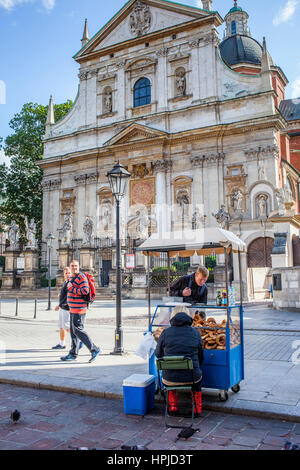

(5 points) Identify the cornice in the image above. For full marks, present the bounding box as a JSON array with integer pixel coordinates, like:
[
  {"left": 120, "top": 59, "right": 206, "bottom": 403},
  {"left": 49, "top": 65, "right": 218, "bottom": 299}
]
[{"left": 42, "top": 90, "right": 282, "bottom": 147}]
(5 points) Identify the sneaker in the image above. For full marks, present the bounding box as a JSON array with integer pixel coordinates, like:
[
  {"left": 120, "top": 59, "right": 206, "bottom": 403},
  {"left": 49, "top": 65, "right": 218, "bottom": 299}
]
[
  {"left": 88, "top": 348, "right": 101, "bottom": 363},
  {"left": 52, "top": 344, "right": 66, "bottom": 350},
  {"left": 60, "top": 353, "right": 77, "bottom": 361}
]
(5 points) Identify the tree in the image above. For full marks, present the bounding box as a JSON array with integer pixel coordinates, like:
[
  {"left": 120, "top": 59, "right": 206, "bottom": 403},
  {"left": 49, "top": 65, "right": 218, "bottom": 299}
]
[{"left": 0, "top": 100, "right": 73, "bottom": 240}]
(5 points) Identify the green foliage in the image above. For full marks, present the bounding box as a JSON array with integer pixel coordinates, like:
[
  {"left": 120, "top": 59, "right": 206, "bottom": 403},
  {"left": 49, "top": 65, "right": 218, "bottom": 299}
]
[
  {"left": 205, "top": 255, "right": 217, "bottom": 270},
  {"left": 0, "top": 100, "right": 73, "bottom": 240},
  {"left": 40, "top": 276, "right": 56, "bottom": 288},
  {"left": 172, "top": 261, "right": 190, "bottom": 272},
  {"left": 152, "top": 265, "right": 176, "bottom": 273}
]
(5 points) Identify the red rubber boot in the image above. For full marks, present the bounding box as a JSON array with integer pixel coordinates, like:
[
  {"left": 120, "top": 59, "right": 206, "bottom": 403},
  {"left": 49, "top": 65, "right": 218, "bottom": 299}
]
[
  {"left": 192, "top": 391, "right": 202, "bottom": 416},
  {"left": 168, "top": 390, "right": 178, "bottom": 413}
]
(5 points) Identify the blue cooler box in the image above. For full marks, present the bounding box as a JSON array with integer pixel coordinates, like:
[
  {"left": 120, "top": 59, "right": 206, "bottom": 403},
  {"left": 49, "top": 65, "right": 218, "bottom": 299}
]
[{"left": 123, "top": 374, "right": 155, "bottom": 416}]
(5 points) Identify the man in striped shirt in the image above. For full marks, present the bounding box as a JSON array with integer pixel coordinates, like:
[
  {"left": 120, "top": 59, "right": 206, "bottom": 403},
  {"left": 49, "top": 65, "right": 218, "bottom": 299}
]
[{"left": 61, "top": 260, "right": 101, "bottom": 363}]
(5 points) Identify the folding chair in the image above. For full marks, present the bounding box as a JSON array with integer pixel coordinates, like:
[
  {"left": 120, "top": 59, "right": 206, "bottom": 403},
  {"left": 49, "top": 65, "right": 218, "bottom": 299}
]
[{"left": 156, "top": 355, "right": 198, "bottom": 429}]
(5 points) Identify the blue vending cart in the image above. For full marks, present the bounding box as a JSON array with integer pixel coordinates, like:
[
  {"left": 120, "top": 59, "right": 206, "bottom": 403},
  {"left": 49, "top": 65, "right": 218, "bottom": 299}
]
[
  {"left": 136, "top": 227, "right": 246, "bottom": 402},
  {"left": 148, "top": 303, "right": 244, "bottom": 401}
]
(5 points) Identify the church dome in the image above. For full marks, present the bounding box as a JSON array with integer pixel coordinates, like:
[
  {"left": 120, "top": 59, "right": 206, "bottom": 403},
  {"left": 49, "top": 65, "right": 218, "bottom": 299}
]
[{"left": 219, "top": 35, "right": 274, "bottom": 68}]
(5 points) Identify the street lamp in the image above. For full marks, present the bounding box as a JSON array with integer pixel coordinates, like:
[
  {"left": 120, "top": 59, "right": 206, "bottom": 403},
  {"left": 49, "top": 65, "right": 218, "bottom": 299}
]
[
  {"left": 107, "top": 161, "right": 131, "bottom": 355},
  {"left": 46, "top": 233, "right": 56, "bottom": 311}
]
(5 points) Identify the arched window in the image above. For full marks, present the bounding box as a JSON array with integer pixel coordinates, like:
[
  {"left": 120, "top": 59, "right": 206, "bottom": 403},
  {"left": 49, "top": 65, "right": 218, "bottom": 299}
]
[
  {"left": 231, "top": 20, "right": 236, "bottom": 35},
  {"left": 134, "top": 77, "right": 151, "bottom": 108}
]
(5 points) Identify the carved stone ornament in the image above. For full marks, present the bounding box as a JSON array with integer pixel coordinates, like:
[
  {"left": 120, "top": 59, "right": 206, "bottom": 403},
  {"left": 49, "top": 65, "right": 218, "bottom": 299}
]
[
  {"left": 153, "top": 159, "right": 173, "bottom": 173},
  {"left": 42, "top": 179, "right": 61, "bottom": 191},
  {"left": 190, "top": 153, "right": 225, "bottom": 167},
  {"left": 129, "top": 1, "right": 152, "bottom": 37}
]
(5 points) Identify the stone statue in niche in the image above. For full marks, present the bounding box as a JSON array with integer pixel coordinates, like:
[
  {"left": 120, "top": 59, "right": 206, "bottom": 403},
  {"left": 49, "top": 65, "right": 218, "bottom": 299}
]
[
  {"left": 8, "top": 220, "right": 20, "bottom": 250},
  {"left": 129, "top": 1, "right": 151, "bottom": 37},
  {"left": 25, "top": 217, "right": 37, "bottom": 249},
  {"left": 103, "top": 88, "right": 112, "bottom": 113},
  {"left": 60, "top": 209, "right": 73, "bottom": 246},
  {"left": 101, "top": 200, "right": 113, "bottom": 231},
  {"left": 82, "top": 216, "right": 94, "bottom": 246},
  {"left": 135, "top": 208, "right": 150, "bottom": 240},
  {"left": 231, "top": 189, "right": 244, "bottom": 212},
  {"left": 175, "top": 69, "right": 186, "bottom": 96},
  {"left": 257, "top": 194, "right": 268, "bottom": 218}
]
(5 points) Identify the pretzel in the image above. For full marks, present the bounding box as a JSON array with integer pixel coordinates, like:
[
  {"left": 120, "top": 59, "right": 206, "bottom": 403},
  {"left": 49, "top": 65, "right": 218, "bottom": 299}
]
[{"left": 216, "top": 334, "right": 226, "bottom": 346}]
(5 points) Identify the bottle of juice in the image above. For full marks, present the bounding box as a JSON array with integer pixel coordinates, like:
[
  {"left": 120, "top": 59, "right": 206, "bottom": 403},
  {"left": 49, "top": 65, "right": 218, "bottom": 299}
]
[
  {"left": 216, "top": 291, "right": 222, "bottom": 306},
  {"left": 222, "top": 290, "right": 227, "bottom": 306}
]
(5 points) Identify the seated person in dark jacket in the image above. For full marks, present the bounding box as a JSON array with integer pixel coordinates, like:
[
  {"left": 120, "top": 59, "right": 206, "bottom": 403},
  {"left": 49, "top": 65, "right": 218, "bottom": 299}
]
[
  {"left": 170, "top": 266, "right": 209, "bottom": 305},
  {"left": 155, "top": 306, "right": 203, "bottom": 415}
]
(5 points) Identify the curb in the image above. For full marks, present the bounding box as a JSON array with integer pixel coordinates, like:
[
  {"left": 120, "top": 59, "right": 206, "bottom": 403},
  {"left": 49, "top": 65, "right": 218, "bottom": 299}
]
[{"left": 1, "top": 377, "right": 299, "bottom": 424}]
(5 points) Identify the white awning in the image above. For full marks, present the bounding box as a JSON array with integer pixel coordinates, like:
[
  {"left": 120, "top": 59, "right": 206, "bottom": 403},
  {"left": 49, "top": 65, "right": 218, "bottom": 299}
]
[{"left": 136, "top": 228, "right": 246, "bottom": 257}]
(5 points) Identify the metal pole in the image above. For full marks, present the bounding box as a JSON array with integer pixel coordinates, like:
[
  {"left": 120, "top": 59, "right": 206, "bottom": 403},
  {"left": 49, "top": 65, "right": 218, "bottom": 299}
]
[
  {"left": 47, "top": 245, "right": 51, "bottom": 310},
  {"left": 15, "top": 298, "right": 18, "bottom": 317},
  {"left": 147, "top": 251, "right": 151, "bottom": 327},
  {"left": 238, "top": 249, "right": 243, "bottom": 305},
  {"left": 34, "top": 299, "right": 37, "bottom": 319},
  {"left": 167, "top": 252, "right": 171, "bottom": 297},
  {"left": 112, "top": 198, "right": 124, "bottom": 355},
  {"left": 224, "top": 247, "right": 229, "bottom": 324}
]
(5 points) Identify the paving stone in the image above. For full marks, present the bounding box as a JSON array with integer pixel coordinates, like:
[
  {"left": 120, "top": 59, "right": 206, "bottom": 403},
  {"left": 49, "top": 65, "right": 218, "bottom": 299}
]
[
  {"left": 201, "top": 436, "right": 232, "bottom": 447},
  {"left": 98, "top": 438, "right": 128, "bottom": 450}
]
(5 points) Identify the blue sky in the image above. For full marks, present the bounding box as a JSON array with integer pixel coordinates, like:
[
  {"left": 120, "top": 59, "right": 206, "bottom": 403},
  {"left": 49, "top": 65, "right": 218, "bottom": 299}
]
[{"left": 1, "top": 0, "right": 300, "bottom": 164}]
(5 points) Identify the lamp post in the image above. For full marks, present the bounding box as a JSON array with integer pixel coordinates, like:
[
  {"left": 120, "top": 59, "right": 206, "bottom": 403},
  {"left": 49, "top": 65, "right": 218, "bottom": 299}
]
[
  {"left": 107, "top": 161, "right": 131, "bottom": 355},
  {"left": 46, "top": 233, "right": 56, "bottom": 311}
]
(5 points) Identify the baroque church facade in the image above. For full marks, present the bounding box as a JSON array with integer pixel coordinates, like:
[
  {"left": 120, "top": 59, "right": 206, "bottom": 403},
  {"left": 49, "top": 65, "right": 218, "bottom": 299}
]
[{"left": 39, "top": 0, "right": 300, "bottom": 300}]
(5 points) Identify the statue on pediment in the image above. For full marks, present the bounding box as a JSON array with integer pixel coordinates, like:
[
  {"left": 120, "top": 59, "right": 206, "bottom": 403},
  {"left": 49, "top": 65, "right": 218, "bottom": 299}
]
[
  {"left": 212, "top": 205, "right": 231, "bottom": 229},
  {"left": 82, "top": 216, "right": 94, "bottom": 246},
  {"left": 25, "top": 217, "right": 37, "bottom": 249},
  {"left": 8, "top": 220, "right": 20, "bottom": 250}
]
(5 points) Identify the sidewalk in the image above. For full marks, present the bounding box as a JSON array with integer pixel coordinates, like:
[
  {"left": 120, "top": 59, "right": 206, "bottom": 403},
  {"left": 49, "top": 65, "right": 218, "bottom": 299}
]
[{"left": 0, "top": 302, "right": 300, "bottom": 423}]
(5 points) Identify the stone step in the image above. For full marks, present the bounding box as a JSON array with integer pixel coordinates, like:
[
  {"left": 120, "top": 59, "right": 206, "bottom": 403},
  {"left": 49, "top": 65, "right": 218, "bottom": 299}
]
[{"left": 0, "top": 287, "right": 115, "bottom": 301}]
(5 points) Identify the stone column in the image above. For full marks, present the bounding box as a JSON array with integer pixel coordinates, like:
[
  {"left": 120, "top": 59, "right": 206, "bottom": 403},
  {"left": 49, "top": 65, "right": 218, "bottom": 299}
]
[
  {"left": 116, "top": 61, "right": 126, "bottom": 120},
  {"left": 74, "top": 174, "right": 87, "bottom": 239},
  {"left": 190, "top": 156, "right": 204, "bottom": 208},
  {"left": 202, "top": 29, "right": 219, "bottom": 100},
  {"left": 189, "top": 39, "right": 201, "bottom": 103},
  {"left": 156, "top": 48, "right": 168, "bottom": 111},
  {"left": 153, "top": 164, "right": 168, "bottom": 233}
]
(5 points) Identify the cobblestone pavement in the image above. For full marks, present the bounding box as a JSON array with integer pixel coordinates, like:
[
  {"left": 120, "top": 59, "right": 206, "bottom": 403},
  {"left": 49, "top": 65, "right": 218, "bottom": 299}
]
[{"left": 0, "top": 383, "right": 299, "bottom": 451}]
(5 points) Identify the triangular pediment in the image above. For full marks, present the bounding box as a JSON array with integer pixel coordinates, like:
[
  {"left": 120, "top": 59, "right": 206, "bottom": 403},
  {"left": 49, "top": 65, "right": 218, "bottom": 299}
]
[
  {"left": 104, "top": 123, "right": 169, "bottom": 146},
  {"left": 74, "top": 0, "right": 211, "bottom": 60}
]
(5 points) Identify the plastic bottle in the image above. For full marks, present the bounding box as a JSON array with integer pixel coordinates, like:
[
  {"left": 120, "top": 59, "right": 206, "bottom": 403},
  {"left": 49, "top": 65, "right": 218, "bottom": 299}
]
[
  {"left": 222, "top": 289, "right": 227, "bottom": 306},
  {"left": 216, "top": 291, "right": 222, "bottom": 306}
]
